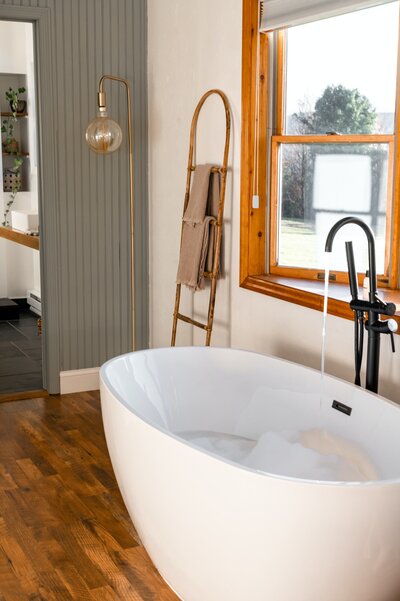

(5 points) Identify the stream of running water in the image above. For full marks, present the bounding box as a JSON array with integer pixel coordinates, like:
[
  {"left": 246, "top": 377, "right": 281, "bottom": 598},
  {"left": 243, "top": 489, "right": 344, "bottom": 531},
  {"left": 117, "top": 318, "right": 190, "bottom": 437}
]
[{"left": 320, "top": 252, "right": 331, "bottom": 414}]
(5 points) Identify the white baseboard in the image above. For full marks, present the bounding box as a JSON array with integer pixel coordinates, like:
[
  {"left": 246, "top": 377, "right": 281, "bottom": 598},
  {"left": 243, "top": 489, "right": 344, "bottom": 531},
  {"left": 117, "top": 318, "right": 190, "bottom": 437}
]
[{"left": 60, "top": 367, "right": 100, "bottom": 394}]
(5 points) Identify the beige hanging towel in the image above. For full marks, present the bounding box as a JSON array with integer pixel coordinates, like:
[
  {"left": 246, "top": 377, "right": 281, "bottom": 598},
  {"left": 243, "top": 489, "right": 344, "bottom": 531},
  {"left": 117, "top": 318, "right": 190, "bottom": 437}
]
[
  {"left": 176, "top": 164, "right": 221, "bottom": 290},
  {"left": 205, "top": 168, "right": 221, "bottom": 273}
]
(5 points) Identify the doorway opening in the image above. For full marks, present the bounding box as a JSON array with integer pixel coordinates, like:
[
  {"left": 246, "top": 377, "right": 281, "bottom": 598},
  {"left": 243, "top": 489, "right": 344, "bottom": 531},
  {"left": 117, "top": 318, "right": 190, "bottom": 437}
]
[{"left": 0, "top": 20, "right": 45, "bottom": 399}]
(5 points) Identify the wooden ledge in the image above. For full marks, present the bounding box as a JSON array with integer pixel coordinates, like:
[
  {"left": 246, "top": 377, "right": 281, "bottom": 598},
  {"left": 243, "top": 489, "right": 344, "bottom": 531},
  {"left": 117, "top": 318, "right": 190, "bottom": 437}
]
[
  {"left": 0, "top": 226, "right": 39, "bottom": 250},
  {"left": 0, "top": 112, "right": 28, "bottom": 117},
  {"left": 241, "top": 274, "right": 400, "bottom": 331}
]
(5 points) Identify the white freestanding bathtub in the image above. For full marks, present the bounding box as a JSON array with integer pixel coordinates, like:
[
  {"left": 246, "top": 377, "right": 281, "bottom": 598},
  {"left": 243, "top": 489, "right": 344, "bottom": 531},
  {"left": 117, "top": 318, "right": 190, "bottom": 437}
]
[{"left": 100, "top": 347, "right": 400, "bottom": 601}]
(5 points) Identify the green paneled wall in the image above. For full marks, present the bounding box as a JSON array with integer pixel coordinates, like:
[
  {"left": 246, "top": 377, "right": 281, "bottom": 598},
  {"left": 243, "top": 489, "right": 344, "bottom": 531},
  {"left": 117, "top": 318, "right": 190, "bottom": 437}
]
[{"left": 0, "top": 0, "right": 148, "bottom": 392}]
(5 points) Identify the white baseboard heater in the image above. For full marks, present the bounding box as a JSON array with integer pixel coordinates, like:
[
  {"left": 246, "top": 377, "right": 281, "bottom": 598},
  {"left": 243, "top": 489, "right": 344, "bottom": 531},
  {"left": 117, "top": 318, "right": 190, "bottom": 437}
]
[{"left": 27, "top": 289, "right": 41, "bottom": 316}]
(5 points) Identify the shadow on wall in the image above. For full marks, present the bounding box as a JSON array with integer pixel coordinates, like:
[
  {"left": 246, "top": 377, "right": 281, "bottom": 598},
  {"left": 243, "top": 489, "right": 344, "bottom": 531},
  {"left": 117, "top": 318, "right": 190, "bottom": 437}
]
[
  {"left": 274, "top": 339, "right": 400, "bottom": 405},
  {"left": 273, "top": 340, "right": 356, "bottom": 385}
]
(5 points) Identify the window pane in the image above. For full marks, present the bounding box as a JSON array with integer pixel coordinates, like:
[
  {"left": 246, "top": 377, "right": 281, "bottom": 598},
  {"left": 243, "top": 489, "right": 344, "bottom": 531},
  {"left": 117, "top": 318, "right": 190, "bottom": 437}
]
[
  {"left": 285, "top": 3, "right": 399, "bottom": 135},
  {"left": 277, "top": 144, "right": 389, "bottom": 273}
]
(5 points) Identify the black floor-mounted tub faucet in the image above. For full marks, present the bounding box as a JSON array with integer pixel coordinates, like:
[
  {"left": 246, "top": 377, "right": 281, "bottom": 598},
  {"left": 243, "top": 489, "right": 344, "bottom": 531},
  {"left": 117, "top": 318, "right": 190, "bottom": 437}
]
[{"left": 325, "top": 216, "right": 397, "bottom": 394}]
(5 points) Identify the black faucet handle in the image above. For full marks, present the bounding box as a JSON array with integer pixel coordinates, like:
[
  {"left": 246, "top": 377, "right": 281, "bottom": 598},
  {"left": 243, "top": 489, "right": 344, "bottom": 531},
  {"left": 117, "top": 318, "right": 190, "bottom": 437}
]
[
  {"left": 380, "top": 318, "right": 397, "bottom": 352},
  {"left": 366, "top": 317, "right": 398, "bottom": 335},
  {"left": 390, "top": 331, "right": 396, "bottom": 353},
  {"left": 387, "top": 318, "right": 398, "bottom": 354},
  {"left": 380, "top": 301, "right": 397, "bottom": 316}
]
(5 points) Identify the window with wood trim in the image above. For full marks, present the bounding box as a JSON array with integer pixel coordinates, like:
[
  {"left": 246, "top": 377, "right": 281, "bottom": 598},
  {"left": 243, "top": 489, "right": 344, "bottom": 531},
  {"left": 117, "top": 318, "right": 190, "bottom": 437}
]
[{"left": 240, "top": 0, "right": 400, "bottom": 320}]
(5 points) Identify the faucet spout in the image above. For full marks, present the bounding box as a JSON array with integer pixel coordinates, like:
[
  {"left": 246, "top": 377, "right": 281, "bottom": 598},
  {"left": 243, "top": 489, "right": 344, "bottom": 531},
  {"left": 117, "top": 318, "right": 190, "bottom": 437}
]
[{"left": 325, "top": 216, "right": 377, "bottom": 303}]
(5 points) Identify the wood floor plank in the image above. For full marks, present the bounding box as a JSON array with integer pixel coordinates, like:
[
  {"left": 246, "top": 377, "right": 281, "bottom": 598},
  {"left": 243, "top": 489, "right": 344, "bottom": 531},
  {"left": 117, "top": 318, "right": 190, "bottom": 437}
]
[
  {"left": 96, "top": 492, "right": 141, "bottom": 545},
  {"left": 0, "top": 542, "right": 29, "bottom": 601},
  {"left": 50, "top": 526, "right": 107, "bottom": 590},
  {"left": 56, "top": 564, "right": 97, "bottom": 601},
  {"left": 0, "top": 464, "right": 17, "bottom": 491},
  {"left": 90, "top": 585, "right": 120, "bottom": 601},
  {"left": 71, "top": 520, "right": 144, "bottom": 600},
  {"left": 0, "top": 506, "right": 54, "bottom": 576},
  {"left": 33, "top": 569, "right": 76, "bottom": 601},
  {"left": 80, "top": 495, "right": 137, "bottom": 551},
  {"left": 117, "top": 546, "right": 179, "bottom": 601},
  {"left": 16, "top": 457, "right": 44, "bottom": 481},
  {"left": 0, "top": 393, "right": 178, "bottom": 600},
  {"left": 0, "top": 535, "right": 39, "bottom": 598}
]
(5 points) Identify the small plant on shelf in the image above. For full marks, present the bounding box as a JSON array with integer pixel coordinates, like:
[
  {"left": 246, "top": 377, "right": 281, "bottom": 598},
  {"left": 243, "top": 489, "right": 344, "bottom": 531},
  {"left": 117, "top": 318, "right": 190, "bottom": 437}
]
[
  {"left": 1, "top": 86, "right": 27, "bottom": 227},
  {"left": 6, "top": 86, "right": 27, "bottom": 114},
  {"left": 1, "top": 86, "right": 27, "bottom": 151}
]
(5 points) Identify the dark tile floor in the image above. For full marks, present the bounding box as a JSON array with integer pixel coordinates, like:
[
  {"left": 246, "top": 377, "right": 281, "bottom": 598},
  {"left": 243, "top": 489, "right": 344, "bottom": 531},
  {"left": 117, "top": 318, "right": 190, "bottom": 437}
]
[{"left": 0, "top": 310, "right": 42, "bottom": 394}]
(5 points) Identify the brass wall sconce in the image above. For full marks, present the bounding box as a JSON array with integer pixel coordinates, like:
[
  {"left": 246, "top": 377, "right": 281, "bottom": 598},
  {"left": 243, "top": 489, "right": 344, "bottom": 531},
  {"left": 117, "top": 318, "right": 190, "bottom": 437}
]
[{"left": 86, "top": 75, "right": 135, "bottom": 349}]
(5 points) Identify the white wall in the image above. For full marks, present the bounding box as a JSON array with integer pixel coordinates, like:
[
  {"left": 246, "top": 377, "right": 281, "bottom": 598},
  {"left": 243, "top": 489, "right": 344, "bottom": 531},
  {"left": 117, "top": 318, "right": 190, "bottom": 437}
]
[
  {"left": 148, "top": 0, "right": 400, "bottom": 403},
  {"left": 0, "top": 21, "right": 27, "bottom": 74},
  {"left": 4, "top": 192, "right": 36, "bottom": 297}
]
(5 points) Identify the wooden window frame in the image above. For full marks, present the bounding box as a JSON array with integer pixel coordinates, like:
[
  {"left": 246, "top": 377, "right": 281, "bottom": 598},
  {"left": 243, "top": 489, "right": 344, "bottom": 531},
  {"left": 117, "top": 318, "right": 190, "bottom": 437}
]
[
  {"left": 240, "top": 0, "right": 400, "bottom": 325},
  {"left": 269, "top": 135, "right": 395, "bottom": 285}
]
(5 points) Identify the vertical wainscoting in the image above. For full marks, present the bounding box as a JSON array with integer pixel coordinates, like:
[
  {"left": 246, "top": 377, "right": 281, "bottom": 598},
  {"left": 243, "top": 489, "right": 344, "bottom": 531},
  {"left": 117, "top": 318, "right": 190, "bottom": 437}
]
[{"left": 0, "top": 0, "right": 148, "bottom": 392}]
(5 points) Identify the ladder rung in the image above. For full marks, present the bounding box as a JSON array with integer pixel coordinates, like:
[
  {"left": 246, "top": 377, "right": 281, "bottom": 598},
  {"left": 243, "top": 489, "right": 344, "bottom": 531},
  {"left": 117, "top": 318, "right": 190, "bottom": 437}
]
[
  {"left": 176, "top": 313, "right": 209, "bottom": 330},
  {"left": 181, "top": 217, "right": 218, "bottom": 225},
  {"left": 189, "top": 165, "right": 226, "bottom": 174}
]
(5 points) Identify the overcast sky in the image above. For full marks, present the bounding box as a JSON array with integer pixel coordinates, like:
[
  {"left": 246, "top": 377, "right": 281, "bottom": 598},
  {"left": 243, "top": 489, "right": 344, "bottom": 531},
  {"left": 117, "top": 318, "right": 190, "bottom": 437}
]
[{"left": 286, "top": 2, "right": 399, "bottom": 116}]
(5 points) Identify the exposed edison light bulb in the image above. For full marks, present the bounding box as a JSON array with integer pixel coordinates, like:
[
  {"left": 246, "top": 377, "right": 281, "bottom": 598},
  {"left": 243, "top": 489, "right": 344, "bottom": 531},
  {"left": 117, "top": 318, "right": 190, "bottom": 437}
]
[{"left": 85, "top": 110, "right": 123, "bottom": 154}]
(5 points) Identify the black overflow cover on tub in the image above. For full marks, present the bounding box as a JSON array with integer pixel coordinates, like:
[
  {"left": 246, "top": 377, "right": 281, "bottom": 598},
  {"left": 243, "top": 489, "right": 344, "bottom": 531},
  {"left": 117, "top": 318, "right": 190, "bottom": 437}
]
[{"left": 332, "top": 400, "right": 352, "bottom": 416}]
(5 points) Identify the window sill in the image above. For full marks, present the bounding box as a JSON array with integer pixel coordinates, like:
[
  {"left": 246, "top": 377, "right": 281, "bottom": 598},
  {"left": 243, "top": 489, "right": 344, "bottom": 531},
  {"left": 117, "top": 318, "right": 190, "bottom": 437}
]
[{"left": 241, "top": 274, "right": 400, "bottom": 331}]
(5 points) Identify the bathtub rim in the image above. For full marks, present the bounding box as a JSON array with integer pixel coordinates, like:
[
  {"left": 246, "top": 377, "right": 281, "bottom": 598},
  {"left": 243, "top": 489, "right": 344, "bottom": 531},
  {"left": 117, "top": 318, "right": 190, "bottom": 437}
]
[{"left": 100, "top": 345, "right": 400, "bottom": 488}]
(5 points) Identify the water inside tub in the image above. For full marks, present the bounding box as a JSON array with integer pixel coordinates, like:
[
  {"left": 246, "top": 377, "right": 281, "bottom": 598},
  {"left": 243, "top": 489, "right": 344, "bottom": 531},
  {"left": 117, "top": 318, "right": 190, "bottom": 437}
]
[{"left": 178, "top": 428, "right": 378, "bottom": 482}]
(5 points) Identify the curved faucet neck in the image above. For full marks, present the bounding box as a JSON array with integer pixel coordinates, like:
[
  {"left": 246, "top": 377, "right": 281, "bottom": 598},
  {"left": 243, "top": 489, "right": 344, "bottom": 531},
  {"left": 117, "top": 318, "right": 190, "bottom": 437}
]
[{"left": 325, "top": 216, "right": 377, "bottom": 301}]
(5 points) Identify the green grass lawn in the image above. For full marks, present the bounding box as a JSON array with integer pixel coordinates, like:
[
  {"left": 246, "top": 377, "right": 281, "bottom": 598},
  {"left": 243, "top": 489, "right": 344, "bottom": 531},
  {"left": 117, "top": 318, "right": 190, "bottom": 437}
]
[
  {"left": 278, "top": 218, "right": 386, "bottom": 272},
  {"left": 279, "top": 219, "right": 319, "bottom": 268}
]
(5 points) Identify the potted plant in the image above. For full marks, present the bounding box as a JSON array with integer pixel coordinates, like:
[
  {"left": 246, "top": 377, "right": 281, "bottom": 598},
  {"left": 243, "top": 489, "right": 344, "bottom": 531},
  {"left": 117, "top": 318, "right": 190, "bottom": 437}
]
[
  {"left": 1, "top": 86, "right": 27, "bottom": 152},
  {"left": 6, "top": 86, "right": 26, "bottom": 114},
  {"left": 1, "top": 115, "right": 19, "bottom": 155},
  {"left": 1, "top": 86, "right": 27, "bottom": 226}
]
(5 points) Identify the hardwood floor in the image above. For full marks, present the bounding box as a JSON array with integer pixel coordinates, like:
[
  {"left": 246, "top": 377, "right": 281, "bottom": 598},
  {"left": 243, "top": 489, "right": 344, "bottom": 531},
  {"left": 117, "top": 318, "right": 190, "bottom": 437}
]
[{"left": 0, "top": 392, "right": 179, "bottom": 600}]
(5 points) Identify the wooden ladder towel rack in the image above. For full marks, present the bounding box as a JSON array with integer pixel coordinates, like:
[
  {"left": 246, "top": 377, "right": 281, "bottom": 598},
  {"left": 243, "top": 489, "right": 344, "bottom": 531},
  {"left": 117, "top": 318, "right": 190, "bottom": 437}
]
[{"left": 171, "top": 89, "right": 231, "bottom": 346}]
